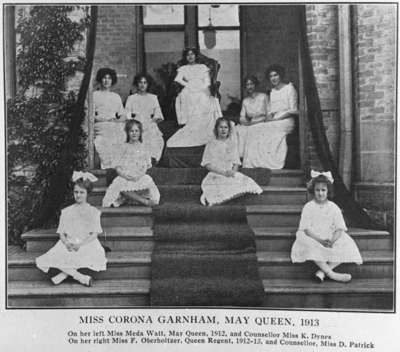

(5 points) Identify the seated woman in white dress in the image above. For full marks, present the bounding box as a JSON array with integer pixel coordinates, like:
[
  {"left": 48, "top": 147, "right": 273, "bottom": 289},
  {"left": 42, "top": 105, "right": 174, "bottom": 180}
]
[
  {"left": 125, "top": 73, "right": 164, "bottom": 163},
  {"left": 236, "top": 75, "right": 268, "bottom": 158},
  {"left": 102, "top": 120, "right": 160, "bottom": 207},
  {"left": 200, "top": 117, "right": 263, "bottom": 206},
  {"left": 36, "top": 172, "right": 107, "bottom": 286},
  {"left": 291, "top": 171, "right": 362, "bottom": 283},
  {"left": 93, "top": 68, "right": 127, "bottom": 169},
  {"left": 241, "top": 65, "right": 299, "bottom": 169},
  {"left": 167, "top": 47, "right": 222, "bottom": 148}
]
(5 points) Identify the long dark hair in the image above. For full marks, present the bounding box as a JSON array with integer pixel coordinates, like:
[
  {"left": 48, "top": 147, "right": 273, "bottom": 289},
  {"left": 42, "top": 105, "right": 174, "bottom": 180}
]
[
  {"left": 181, "top": 47, "right": 200, "bottom": 65},
  {"left": 96, "top": 67, "right": 117, "bottom": 85},
  {"left": 133, "top": 72, "right": 154, "bottom": 91},
  {"left": 265, "top": 64, "right": 285, "bottom": 81},
  {"left": 243, "top": 75, "right": 259, "bottom": 87}
]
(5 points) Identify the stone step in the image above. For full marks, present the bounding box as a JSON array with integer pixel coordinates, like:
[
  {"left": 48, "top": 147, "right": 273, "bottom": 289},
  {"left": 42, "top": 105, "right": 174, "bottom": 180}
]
[
  {"left": 8, "top": 278, "right": 393, "bottom": 310},
  {"left": 256, "top": 250, "right": 393, "bottom": 279},
  {"left": 63, "top": 204, "right": 304, "bottom": 229},
  {"left": 22, "top": 227, "right": 154, "bottom": 252},
  {"left": 9, "top": 247, "right": 393, "bottom": 281},
  {"left": 262, "top": 278, "right": 394, "bottom": 310},
  {"left": 91, "top": 168, "right": 305, "bottom": 187},
  {"left": 254, "top": 227, "right": 392, "bottom": 251},
  {"left": 22, "top": 226, "right": 390, "bottom": 253},
  {"left": 8, "top": 279, "right": 150, "bottom": 307},
  {"left": 8, "top": 250, "right": 152, "bottom": 281},
  {"left": 89, "top": 185, "right": 308, "bottom": 206},
  {"left": 246, "top": 205, "right": 303, "bottom": 227},
  {"left": 99, "top": 206, "right": 153, "bottom": 227}
]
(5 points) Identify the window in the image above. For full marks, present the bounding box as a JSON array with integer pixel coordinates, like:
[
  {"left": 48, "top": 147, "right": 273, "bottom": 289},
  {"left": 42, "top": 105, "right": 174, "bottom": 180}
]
[
  {"left": 143, "top": 5, "right": 184, "bottom": 25},
  {"left": 141, "top": 5, "right": 185, "bottom": 97},
  {"left": 198, "top": 5, "right": 240, "bottom": 111},
  {"left": 198, "top": 4, "right": 239, "bottom": 26},
  {"left": 141, "top": 5, "right": 241, "bottom": 114}
]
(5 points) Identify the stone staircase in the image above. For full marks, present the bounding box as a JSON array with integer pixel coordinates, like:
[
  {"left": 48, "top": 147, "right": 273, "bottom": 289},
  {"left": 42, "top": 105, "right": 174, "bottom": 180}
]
[{"left": 8, "top": 168, "right": 394, "bottom": 310}]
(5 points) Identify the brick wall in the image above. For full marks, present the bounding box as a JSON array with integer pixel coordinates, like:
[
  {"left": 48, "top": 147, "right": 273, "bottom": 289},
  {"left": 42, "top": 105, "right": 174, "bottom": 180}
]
[
  {"left": 353, "top": 4, "right": 396, "bottom": 184},
  {"left": 305, "top": 4, "right": 340, "bottom": 170},
  {"left": 93, "top": 5, "right": 138, "bottom": 102}
]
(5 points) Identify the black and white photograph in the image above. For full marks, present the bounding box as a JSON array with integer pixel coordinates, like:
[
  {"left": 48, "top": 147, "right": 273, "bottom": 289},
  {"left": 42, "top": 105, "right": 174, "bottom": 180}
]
[{"left": 2, "top": 1, "right": 398, "bottom": 350}]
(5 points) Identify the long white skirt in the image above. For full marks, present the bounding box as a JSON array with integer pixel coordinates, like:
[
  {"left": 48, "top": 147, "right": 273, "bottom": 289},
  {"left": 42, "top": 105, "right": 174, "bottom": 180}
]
[
  {"left": 239, "top": 118, "right": 295, "bottom": 169},
  {"left": 102, "top": 174, "right": 160, "bottom": 207},
  {"left": 36, "top": 239, "right": 107, "bottom": 272},
  {"left": 200, "top": 171, "right": 263, "bottom": 206},
  {"left": 291, "top": 230, "right": 363, "bottom": 264},
  {"left": 167, "top": 91, "right": 222, "bottom": 147},
  {"left": 142, "top": 123, "right": 164, "bottom": 162},
  {"left": 94, "top": 121, "right": 126, "bottom": 169}
]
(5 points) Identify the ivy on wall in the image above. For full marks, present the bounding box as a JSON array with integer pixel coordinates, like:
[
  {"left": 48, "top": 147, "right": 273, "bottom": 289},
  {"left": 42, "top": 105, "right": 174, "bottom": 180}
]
[{"left": 7, "top": 6, "right": 91, "bottom": 244}]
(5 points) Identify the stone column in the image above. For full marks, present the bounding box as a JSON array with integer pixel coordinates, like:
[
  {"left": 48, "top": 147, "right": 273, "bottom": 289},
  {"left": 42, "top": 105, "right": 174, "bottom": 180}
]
[{"left": 352, "top": 4, "right": 396, "bottom": 228}]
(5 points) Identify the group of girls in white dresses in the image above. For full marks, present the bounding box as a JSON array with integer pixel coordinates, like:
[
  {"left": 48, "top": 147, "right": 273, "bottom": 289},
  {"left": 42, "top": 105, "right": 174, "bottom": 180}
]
[
  {"left": 237, "top": 66, "right": 298, "bottom": 169},
  {"left": 93, "top": 70, "right": 164, "bottom": 168},
  {"left": 35, "top": 51, "right": 362, "bottom": 288},
  {"left": 36, "top": 165, "right": 363, "bottom": 287}
]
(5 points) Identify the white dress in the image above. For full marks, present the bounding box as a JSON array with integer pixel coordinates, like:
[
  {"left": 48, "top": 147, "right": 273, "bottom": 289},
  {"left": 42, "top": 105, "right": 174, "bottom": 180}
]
[
  {"left": 200, "top": 136, "right": 263, "bottom": 206},
  {"left": 241, "top": 83, "right": 297, "bottom": 169},
  {"left": 102, "top": 142, "right": 160, "bottom": 207},
  {"left": 167, "top": 64, "right": 222, "bottom": 147},
  {"left": 236, "top": 93, "right": 268, "bottom": 158},
  {"left": 291, "top": 200, "right": 363, "bottom": 264},
  {"left": 36, "top": 203, "right": 107, "bottom": 272},
  {"left": 125, "top": 93, "right": 165, "bottom": 161},
  {"left": 93, "top": 90, "right": 127, "bottom": 169}
]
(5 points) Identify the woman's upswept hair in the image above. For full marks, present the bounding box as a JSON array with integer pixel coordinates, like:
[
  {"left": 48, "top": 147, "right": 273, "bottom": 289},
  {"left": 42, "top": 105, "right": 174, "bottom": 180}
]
[
  {"left": 73, "top": 178, "right": 94, "bottom": 194},
  {"left": 213, "top": 117, "right": 232, "bottom": 138},
  {"left": 181, "top": 47, "right": 200, "bottom": 64},
  {"left": 125, "top": 119, "right": 143, "bottom": 143},
  {"left": 96, "top": 67, "right": 118, "bottom": 85},
  {"left": 265, "top": 64, "right": 285, "bottom": 80},
  {"left": 133, "top": 72, "right": 154, "bottom": 90},
  {"left": 307, "top": 174, "right": 334, "bottom": 198},
  {"left": 244, "top": 75, "right": 259, "bottom": 87}
]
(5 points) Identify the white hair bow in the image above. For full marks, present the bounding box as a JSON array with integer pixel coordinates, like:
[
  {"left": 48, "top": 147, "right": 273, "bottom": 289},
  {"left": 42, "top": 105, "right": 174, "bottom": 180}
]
[
  {"left": 72, "top": 171, "right": 98, "bottom": 183},
  {"left": 310, "top": 170, "right": 334, "bottom": 183}
]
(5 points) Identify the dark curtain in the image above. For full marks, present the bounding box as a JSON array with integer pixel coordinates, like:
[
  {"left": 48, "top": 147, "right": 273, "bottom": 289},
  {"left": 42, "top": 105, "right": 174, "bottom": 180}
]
[
  {"left": 298, "top": 6, "right": 378, "bottom": 229},
  {"left": 33, "top": 6, "right": 98, "bottom": 227}
]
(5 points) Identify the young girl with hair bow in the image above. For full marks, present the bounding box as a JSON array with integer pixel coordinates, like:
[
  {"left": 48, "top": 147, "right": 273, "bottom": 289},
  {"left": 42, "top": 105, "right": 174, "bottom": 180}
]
[
  {"left": 36, "top": 171, "right": 107, "bottom": 286},
  {"left": 291, "top": 170, "right": 362, "bottom": 282}
]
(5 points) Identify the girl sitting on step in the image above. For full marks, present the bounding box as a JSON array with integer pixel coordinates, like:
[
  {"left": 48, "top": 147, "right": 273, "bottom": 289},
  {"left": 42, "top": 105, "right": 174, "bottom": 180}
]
[
  {"left": 200, "top": 117, "right": 263, "bottom": 206},
  {"left": 102, "top": 119, "right": 160, "bottom": 207},
  {"left": 291, "top": 171, "right": 363, "bottom": 282},
  {"left": 36, "top": 171, "right": 107, "bottom": 286}
]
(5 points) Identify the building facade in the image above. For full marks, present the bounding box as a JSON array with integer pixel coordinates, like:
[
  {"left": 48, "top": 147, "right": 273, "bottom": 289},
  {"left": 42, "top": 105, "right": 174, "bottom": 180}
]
[
  {"left": 88, "top": 4, "right": 396, "bottom": 229},
  {"left": 6, "top": 4, "right": 396, "bottom": 230}
]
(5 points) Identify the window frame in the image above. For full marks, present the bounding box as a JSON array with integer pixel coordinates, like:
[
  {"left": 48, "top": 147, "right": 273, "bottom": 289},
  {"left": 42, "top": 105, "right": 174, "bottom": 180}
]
[
  {"left": 196, "top": 4, "right": 242, "bottom": 104},
  {"left": 138, "top": 5, "right": 243, "bottom": 86}
]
